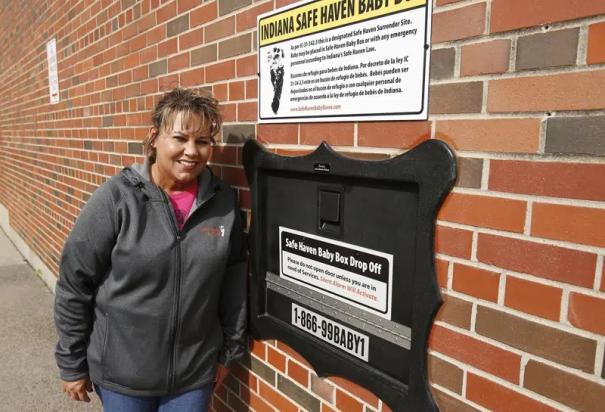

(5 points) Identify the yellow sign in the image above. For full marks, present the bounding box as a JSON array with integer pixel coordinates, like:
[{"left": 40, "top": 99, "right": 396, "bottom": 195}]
[{"left": 259, "top": 0, "right": 427, "bottom": 46}]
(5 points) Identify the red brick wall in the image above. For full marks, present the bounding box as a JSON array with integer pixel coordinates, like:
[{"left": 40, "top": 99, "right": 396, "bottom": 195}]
[{"left": 1, "top": 0, "right": 604, "bottom": 410}]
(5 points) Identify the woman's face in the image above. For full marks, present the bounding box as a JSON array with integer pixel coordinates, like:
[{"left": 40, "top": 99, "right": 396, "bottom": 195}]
[{"left": 151, "top": 111, "right": 213, "bottom": 191}]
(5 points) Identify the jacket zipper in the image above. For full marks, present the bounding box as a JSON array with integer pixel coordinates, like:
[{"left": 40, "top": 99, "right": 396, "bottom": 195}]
[
  {"left": 158, "top": 181, "right": 218, "bottom": 392},
  {"left": 159, "top": 189, "right": 182, "bottom": 393}
]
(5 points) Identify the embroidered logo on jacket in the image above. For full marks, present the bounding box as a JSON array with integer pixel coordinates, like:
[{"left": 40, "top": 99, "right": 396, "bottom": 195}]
[{"left": 200, "top": 225, "right": 225, "bottom": 237}]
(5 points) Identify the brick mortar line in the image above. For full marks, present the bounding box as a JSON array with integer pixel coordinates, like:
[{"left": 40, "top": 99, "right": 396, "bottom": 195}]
[
  {"left": 0, "top": 0, "right": 71, "bottom": 77},
  {"left": 0, "top": 202, "right": 63, "bottom": 285},
  {"left": 484, "top": 0, "right": 492, "bottom": 39},
  {"left": 244, "top": 142, "right": 605, "bottom": 160},
  {"left": 270, "top": 344, "right": 316, "bottom": 376},
  {"left": 5, "top": 207, "right": 74, "bottom": 240},
  {"left": 1, "top": 153, "right": 141, "bottom": 173},
  {"left": 429, "top": 351, "right": 576, "bottom": 412},
  {"left": 446, "top": 259, "right": 454, "bottom": 290},
  {"left": 274, "top": 371, "right": 327, "bottom": 410},
  {"left": 1, "top": 35, "right": 259, "bottom": 108},
  {"left": 4, "top": 9, "right": 602, "bottom": 106},
  {"left": 5, "top": 191, "right": 81, "bottom": 225},
  {"left": 470, "top": 301, "right": 478, "bottom": 332},
  {"left": 6, "top": 150, "right": 605, "bottom": 212},
  {"left": 54, "top": 53, "right": 260, "bottom": 100},
  {"left": 436, "top": 147, "right": 605, "bottom": 162},
  {"left": 218, "top": 0, "right": 273, "bottom": 21},
  {"left": 0, "top": 0, "right": 114, "bottom": 88},
  {"left": 432, "top": 0, "right": 489, "bottom": 14},
  {"left": 295, "top": 122, "right": 301, "bottom": 145},
  {"left": 216, "top": 378, "right": 253, "bottom": 411},
  {"left": 460, "top": 367, "right": 469, "bottom": 402},
  {"left": 523, "top": 201, "right": 532, "bottom": 235},
  {"left": 1, "top": 138, "right": 145, "bottom": 147},
  {"left": 432, "top": 13, "right": 605, "bottom": 48},
  {"left": 436, "top": 284, "right": 605, "bottom": 342},
  {"left": 2, "top": 158, "right": 99, "bottom": 207},
  {"left": 537, "top": 115, "right": 547, "bottom": 154},
  {"left": 6, "top": 212, "right": 64, "bottom": 246},
  {"left": 9, "top": 212, "right": 64, "bottom": 250},
  {"left": 209, "top": 395, "right": 232, "bottom": 412},
  {"left": 54, "top": 0, "right": 196, "bottom": 71},
  {"left": 271, "top": 343, "right": 382, "bottom": 409},
  {"left": 4, "top": 88, "right": 605, "bottom": 122},
  {"left": 560, "top": 289, "right": 571, "bottom": 326},
  {"left": 428, "top": 382, "right": 489, "bottom": 412},
  {"left": 55, "top": 9, "right": 261, "bottom": 83},
  {"left": 0, "top": 156, "right": 113, "bottom": 198},
  {"left": 12, "top": 192, "right": 73, "bottom": 226},
  {"left": 480, "top": 79, "right": 488, "bottom": 115},
  {"left": 453, "top": 43, "right": 461, "bottom": 77},
  {"left": 58, "top": 0, "right": 127, "bottom": 51},
  {"left": 249, "top": 143, "right": 401, "bottom": 155},
  {"left": 266, "top": 370, "right": 326, "bottom": 412},
  {"left": 324, "top": 379, "right": 382, "bottom": 410},
  {"left": 595, "top": 255, "right": 604, "bottom": 291},
  {"left": 430, "top": 109, "right": 605, "bottom": 124},
  {"left": 3, "top": 147, "right": 139, "bottom": 178},
  {"left": 509, "top": 35, "right": 517, "bottom": 73},
  {"left": 0, "top": 85, "right": 152, "bottom": 113},
  {"left": 0, "top": 213, "right": 65, "bottom": 259},
  {"left": 3, "top": 110, "right": 263, "bottom": 133},
  {"left": 0, "top": 173, "right": 72, "bottom": 209},
  {"left": 447, "top": 187, "right": 605, "bottom": 210},
  {"left": 432, "top": 321, "right": 605, "bottom": 386},
  {"left": 429, "top": 63, "right": 605, "bottom": 85},
  {"left": 433, "top": 110, "right": 605, "bottom": 119},
  {"left": 595, "top": 341, "right": 605, "bottom": 378},
  {"left": 470, "top": 231, "right": 478, "bottom": 261},
  {"left": 519, "top": 354, "right": 529, "bottom": 387},
  {"left": 0, "top": 195, "right": 71, "bottom": 229},
  {"left": 438, "top": 217, "right": 605, "bottom": 257},
  {"left": 284, "top": 360, "right": 309, "bottom": 388},
  {"left": 577, "top": 25, "right": 589, "bottom": 66},
  {"left": 480, "top": 158, "right": 489, "bottom": 190},
  {"left": 212, "top": 397, "right": 236, "bottom": 412},
  {"left": 497, "top": 273, "right": 506, "bottom": 306},
  {"left": 14, "top": 228, "right": 66, "bottom": 254},
  {"left": 249, "top": 351, "right": 278, "bottom": 385}
]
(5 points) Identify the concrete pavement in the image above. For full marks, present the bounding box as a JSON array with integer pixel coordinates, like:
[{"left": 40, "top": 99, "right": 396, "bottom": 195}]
[{"left": 0, "top": 228, "right": 102, "bottom": 411}]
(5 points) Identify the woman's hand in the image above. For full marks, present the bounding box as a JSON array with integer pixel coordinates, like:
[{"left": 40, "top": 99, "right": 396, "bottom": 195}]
[
  {"left": 214, "top": 364, "right": 230, "bottom": 389},
  {"left": 62, "top": 377, "right": 93, "bottom": 402}
]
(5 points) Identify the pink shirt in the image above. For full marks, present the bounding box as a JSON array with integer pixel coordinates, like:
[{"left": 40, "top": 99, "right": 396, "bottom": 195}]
[{"left": 168, "top": 182, "right": 198, "bottom": 230}]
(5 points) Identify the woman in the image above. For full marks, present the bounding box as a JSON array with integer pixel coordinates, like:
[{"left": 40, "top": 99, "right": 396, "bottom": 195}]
[{"left": 54, "top": 87, "right": 247, "bottom": 411}]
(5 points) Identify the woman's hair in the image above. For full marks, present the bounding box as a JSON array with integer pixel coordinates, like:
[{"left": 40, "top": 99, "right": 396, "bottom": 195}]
[{"left": 143, "top": 87, "right": 222, "bottom": 161}]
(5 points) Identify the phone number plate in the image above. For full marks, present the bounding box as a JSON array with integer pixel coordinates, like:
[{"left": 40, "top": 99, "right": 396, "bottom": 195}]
[{"left": 291, "top": 303, "right": 369, "bottom": 361}]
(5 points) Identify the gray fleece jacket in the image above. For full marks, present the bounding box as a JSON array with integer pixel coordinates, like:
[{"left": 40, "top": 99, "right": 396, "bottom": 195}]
[{"left": 54, "top": 161, "right": 247, "bottom": 396}]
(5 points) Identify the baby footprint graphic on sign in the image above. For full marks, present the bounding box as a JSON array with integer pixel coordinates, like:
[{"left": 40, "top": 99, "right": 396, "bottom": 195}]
[{"left": 267, "top": 47, "right": 285, "bottom": 114}]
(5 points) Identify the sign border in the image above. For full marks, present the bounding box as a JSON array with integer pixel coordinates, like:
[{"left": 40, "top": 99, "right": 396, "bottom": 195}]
[
  {"left": 256, "top": 0, "right": 433, "bottom": 122},
  {"left": 279, "top": 226, "right": 394, "bottom": 318}
]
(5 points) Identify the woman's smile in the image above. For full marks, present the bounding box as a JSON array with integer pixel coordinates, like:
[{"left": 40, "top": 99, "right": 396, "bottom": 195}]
[{"left": 176, "top": 159, "right": 199, "bottom": 171}]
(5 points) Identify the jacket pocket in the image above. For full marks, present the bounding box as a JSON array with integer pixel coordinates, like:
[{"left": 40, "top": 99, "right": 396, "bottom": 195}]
[{"left": 102, "top": 310, "right": 170, "bottom": 390}]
